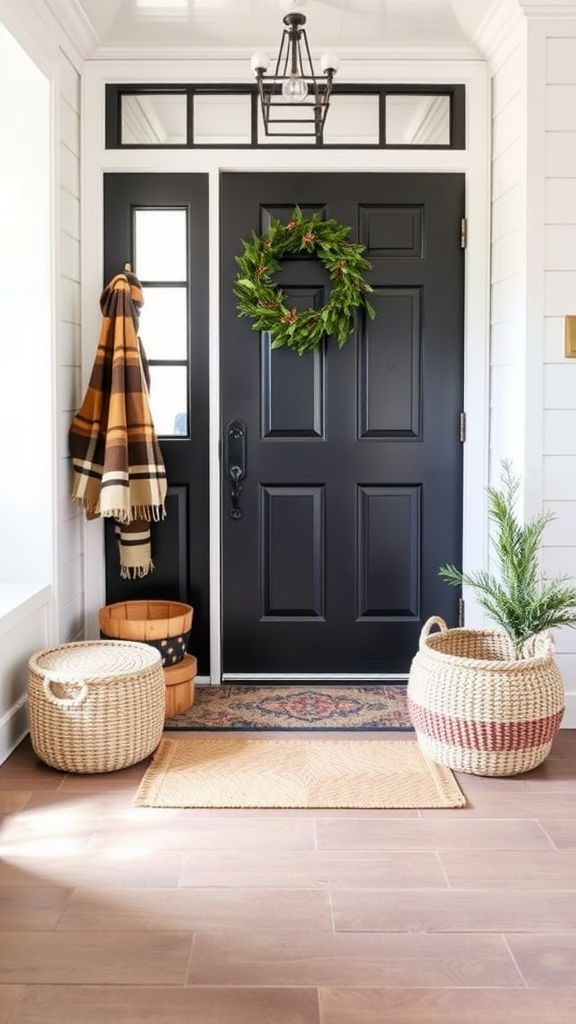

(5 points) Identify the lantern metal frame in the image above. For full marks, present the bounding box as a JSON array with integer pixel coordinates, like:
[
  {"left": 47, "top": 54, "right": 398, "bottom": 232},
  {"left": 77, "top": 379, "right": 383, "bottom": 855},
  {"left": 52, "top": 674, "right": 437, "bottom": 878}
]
[{"left": 252, "top": 13, "right": 337, "bottom": 141}]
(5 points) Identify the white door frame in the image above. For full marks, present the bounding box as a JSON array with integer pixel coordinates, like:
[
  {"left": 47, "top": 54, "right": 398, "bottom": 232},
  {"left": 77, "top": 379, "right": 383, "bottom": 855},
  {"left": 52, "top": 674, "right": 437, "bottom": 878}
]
[{"left": 81, "top": 58, "right": 491, "bottom": 684}]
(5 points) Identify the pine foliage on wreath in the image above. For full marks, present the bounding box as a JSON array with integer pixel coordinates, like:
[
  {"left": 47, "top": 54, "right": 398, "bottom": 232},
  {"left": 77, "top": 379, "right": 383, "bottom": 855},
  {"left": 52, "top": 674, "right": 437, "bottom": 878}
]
[{"left": 234, "top": 206, "right": 376, "bottom": 355}]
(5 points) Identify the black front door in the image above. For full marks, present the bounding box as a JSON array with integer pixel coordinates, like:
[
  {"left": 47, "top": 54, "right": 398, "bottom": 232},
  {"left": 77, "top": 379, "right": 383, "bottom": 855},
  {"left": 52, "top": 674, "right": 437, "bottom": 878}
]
[{"left": 220, "top": 172, "right": 465, "bottom": 678}]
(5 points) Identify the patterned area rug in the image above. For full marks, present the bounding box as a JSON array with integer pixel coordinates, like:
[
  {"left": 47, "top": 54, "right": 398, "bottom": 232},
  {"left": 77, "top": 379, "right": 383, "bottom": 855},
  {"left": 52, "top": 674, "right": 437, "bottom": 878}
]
[{"left": 164, "top": 683, "right": 412, "bottom": 731}]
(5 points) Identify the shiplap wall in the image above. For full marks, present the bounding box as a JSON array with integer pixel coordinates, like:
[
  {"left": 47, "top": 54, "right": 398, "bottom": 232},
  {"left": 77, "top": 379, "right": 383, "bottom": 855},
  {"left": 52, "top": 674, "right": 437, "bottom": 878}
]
[
  {"left": 489, "top": 32, "right": 527, "bottom": 481},
  {"left": 486, "top": 10, "right": 576, "bottom": 723},
  {"left": 0, "top": 0, "right": 84, "bottom": 761},
  {"left": 541, "top": 31, "right": 576, "bottom": 707},
  {"left": 56, "top": 46, "right": 84, "bottom": 643},
  {"left": 6, "top": 1, "right": 86, "bottom": 646}
]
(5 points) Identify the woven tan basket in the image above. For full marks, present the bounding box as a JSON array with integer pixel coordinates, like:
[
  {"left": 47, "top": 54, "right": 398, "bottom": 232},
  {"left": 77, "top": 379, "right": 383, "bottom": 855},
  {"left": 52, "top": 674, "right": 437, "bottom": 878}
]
[
  {"left": 99, "top": 600, "right": 193, "bottom": 666},
  {"left": 28, "top": 641, "right": 165, "bottom": 773},
  {"left": 407, "top": 616, "right": 565, "bottom": 776}
]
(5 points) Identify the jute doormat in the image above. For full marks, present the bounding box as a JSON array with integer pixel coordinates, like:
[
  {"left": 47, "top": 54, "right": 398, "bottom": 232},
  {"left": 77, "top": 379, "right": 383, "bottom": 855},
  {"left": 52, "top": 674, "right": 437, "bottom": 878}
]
[{"left": 134, "top": 736, "right": 466, "bottom": 809}]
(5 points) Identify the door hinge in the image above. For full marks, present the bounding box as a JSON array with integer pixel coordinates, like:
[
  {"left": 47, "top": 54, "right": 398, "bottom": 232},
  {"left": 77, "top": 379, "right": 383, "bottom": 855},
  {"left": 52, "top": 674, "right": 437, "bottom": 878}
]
[
  {"left": 460, "top": 217, "right": 467, "bottom": 248},
  {"left": 458, "top": 597, "right": 465, "bottom": 627},
  {"left": 459, "top": 412, "right": 466, "bottom": 442}
]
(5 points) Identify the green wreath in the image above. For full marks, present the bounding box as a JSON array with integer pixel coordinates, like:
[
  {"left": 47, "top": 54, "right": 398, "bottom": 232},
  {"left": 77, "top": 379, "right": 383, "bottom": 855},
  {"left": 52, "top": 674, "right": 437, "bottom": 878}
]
[{"left": 234, "top": 206, "right": 375, "bottom": 355}]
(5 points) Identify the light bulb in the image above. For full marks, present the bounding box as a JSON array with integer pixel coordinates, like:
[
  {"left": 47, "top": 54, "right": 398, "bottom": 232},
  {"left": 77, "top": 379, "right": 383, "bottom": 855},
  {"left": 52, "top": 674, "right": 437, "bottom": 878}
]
[
  {"left": 281, "top": 75, "right": 309, "bottom": 103},
  {"left": 251, "top": 50, "right": 270, "bottom": 75},
  {"left": 321, "top": 51, "right": 339, "bottom": 73}
]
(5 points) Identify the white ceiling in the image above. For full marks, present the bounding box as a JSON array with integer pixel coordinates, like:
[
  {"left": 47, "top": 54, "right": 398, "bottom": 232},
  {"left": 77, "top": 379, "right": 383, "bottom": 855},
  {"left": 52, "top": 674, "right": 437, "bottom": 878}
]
[{"left": 60, "top": 0, "right": 498, "bottom": 59}]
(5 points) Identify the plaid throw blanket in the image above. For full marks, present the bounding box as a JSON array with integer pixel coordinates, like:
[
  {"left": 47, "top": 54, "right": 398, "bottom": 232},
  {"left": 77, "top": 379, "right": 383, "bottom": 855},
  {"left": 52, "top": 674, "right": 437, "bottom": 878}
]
[{"left": 69, "top": 271, "right": 167, "bottom": 578}]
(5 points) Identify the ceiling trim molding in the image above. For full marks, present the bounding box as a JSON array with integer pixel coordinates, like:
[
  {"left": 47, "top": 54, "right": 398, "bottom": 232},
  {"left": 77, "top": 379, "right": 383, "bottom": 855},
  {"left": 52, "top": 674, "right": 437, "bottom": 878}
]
[
  {"left": 42, "top": 0, "right": 100, "bottom": 58},
  {"left": 518, "top": 1, "right": 576, "bottom": 13},
  {"left": 474, "top": 0, "right": 525, "bottom": 63},
  {"left": 88, "top": 44, "right": 483, "bottom": 65},
  {"left": 473, "top": 0, "right": 576, "bottom": 66}
]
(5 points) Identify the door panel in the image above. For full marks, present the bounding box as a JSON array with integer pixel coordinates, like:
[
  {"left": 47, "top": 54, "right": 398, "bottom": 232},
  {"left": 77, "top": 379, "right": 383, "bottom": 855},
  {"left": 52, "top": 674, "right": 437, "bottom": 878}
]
[
  {"left": 221, "top": 172, "right": 465, "bottom": 677},
  {"left": 358, "top": 484, "right": 420, "bottom": 618},
  {"left": 262, "top": 485, "right": 325, "bottom": 618},
  {"left": 361, "top": 287, "right": 421, "bottom": 437},
  {"left": 103, "top": 173, "right": 210, "bottom": 673}
]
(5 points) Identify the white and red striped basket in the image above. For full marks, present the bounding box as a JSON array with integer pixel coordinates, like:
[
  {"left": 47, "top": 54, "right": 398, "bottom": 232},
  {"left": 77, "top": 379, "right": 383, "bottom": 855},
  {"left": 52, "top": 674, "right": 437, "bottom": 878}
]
[{"left": 407, "top": 616, "right": 565, "bottom": 776}]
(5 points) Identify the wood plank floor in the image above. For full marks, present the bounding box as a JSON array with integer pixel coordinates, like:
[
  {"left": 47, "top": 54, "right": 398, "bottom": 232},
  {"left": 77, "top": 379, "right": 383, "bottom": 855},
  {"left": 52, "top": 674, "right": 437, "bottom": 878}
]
[{"left": 0, "top": 729, "right": 575, "bottom": 1024}]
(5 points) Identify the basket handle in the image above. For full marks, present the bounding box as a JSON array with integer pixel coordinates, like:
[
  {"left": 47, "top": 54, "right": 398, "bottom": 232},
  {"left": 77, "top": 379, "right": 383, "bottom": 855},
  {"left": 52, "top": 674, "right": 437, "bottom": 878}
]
[
  {"left": 41, "top": 674, "right": 89, "bottom": 707},
  {"left": 419, "top": 616, "right": 448, "bottom": 649},
  {"left": 539, "top": 632, "right": 555, "bottom": 658},
  {"left": 522, "top": 630, "right": 555, "bottom": 659}
]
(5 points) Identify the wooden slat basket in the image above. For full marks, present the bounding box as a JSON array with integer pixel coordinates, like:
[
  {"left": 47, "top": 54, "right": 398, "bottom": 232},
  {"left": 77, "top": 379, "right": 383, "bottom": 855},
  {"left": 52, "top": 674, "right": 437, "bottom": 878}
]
[
  {"left": 99, "top": 600, "right": 193, "bottom": 667},
  {"left": 164, "top": 653, "right": 198, "bottom": 717}
]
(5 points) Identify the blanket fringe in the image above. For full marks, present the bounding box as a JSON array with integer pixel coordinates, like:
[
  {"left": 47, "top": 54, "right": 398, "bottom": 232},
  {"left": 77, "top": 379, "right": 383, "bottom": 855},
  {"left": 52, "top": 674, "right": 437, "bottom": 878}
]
[
  {"left": 70, "top": 495, "right": 99, "bottom": 519},
  {"left": 108, "top": 505, "right": 166, "bottom": 524},
  {"left": 70, "top": 497, "right": 166, "bottom": 524},
  {"left": 120, "top": 560, "right": 155, "bottom": 580}
]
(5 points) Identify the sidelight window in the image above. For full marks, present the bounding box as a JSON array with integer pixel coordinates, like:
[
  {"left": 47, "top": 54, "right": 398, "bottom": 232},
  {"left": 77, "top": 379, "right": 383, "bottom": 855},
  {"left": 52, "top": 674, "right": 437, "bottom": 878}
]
[{"left": 133, "top": 208, "right": 189, "bottom": 437}]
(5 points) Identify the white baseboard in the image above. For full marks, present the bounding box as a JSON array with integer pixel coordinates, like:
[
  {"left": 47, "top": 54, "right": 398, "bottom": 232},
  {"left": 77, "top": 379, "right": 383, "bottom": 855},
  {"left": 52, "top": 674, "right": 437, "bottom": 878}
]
[{"left": 0, "top": 697, "right": 29, "bottom": 765}]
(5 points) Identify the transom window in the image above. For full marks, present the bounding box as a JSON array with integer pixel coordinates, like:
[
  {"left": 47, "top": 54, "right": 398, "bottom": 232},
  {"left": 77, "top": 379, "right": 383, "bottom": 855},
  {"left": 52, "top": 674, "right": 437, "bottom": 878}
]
[{"left": 106, "top": 84, "right": 465, "bottom": 149}]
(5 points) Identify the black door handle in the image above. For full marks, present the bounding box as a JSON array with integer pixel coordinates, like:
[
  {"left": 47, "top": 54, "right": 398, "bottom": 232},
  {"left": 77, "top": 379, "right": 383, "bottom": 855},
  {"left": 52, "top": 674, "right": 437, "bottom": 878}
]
[{"left": 226, "top": 418, "right": 246, "bottom": 519}]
